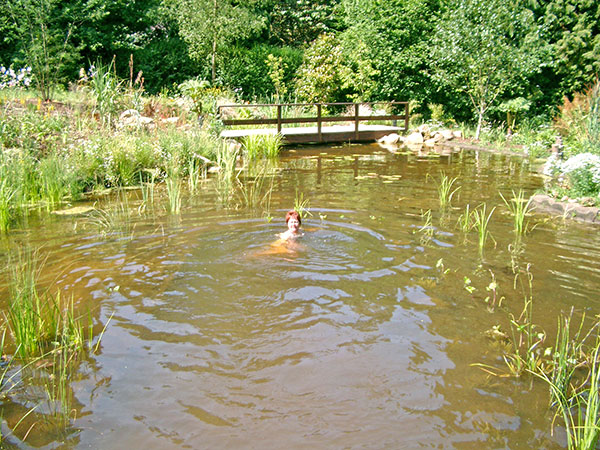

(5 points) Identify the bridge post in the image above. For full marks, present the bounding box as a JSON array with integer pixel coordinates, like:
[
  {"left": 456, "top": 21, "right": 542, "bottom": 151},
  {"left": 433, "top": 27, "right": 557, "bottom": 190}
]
[
  {"left": 317, "top": 104, "right": 322, "bottom": 142},
  {"left": 404, "top": 102, "right": 409, "bottom": 131},
  {"left": 354, "top": 103, "right": 359, "bottom": 140},
  {"left": 277, "top": 105, "right": 282, "bottom": 133}
]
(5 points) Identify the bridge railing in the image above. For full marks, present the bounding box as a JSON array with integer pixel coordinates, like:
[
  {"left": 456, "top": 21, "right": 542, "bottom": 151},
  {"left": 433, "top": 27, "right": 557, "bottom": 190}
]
[{"left": 217, "top": 101, "right": 409, "bottom": 137}]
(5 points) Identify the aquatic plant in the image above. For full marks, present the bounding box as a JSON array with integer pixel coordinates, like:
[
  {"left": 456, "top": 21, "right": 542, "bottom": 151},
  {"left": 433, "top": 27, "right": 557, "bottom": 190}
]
[
  {"left": 416, "top": 209, "right": 434, "bottom": 245},
  {"left": 294, "top": 190, "right": 312, "bottom": 218},
  {"left": 429, "top": 172, "right": 461, "bottom": 210},
  {"left": 499, "top": 190, "right": 535, "bottom": 237},
  {"left": 456, "top": 203, "right": 472, "bottom": 233},
  {"left": 187, "top": 158, "right": 206, "bottom": 194},
  {"left": 483, "top": 270, "right": 504, "bottom": 311},
  {"left": 0, "top": 176, "right": 17, "bottom": 233},
  {"left": 242, "top": 133, "right": 283, "bottom": 159},
  {"left": 237, "top": 162, "right": 275, "bottom": 209},
  {"left": 165, "top": 171, "right": 182, "bottom": 214},
  {"left": 533, "top": 332, "right": 600, "bottom": 450},
  {"left": 87, "top": 60, "right": 122, "bottom": 128},
  {"left": 504, "top": 267, "right": 546, "bottom": 377},
  {"left": 6, "top": 251, "right": 89, "bottom": 358},
  {"left": 471, "top": 203, "right": 496, "bottom": 256},
  {"left": 87, "top": 190, "right": 134, "bottom": 236}
]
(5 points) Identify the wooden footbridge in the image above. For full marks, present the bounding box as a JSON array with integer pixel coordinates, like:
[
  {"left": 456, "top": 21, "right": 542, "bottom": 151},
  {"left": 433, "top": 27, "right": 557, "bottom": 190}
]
[{"left": 218, "top": 101, "right": 408, "bottom": 145}]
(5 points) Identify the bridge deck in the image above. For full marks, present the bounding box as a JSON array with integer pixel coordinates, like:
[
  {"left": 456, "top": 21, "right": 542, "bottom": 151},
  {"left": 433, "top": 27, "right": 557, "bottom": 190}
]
[{"left": 220, "top": 124, "right": 403, "bottom": 145}]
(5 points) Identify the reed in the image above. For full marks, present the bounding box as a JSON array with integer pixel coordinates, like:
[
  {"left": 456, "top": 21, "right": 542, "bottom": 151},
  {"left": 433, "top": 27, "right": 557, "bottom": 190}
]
[
  {"left": 138, "top": 170, "right": 156, "bottom": 215},
  {"left": 0, "top": 176, "right": 17, "bottom": 233},
  {"left": 457, "top": 203, "right": 472, "bottom": 233},
  {"left": 533, "top": 335, "right": 600, "bottom": 450},
  {"left": 499, "top": 190, "right": 534, "bottom": 237},
  {"left": 242, "top": 133, "right": 282, "bottom": 159},
  {"left": 294, "top": 190, "right": 312, "bottom": 218},
  {"left": 165, "top": 172, "right": 182, "bottom": 214},
  {"left": 87, "top": 190, "right": 134, "bottom": 236},
  {"left": 416, "top": 209, "right": 434, "bottom": 245},
  {"left": 237, "top": 162, "right": 274, "bottom": 209},
  {"left": 471, "top": 203, "right": 496, "bottom": 256},
  {"left": 504, "top": 267, "right": 545, "bottom": 376},
  {"left": 187, "top": 158, "right": 205, "bottom": 194},
  {"left": 429, "top": 172, "right": 461, "bottom": 210},
  {"left": 6, "top": 250, "right": 91, "bottom": 358}
]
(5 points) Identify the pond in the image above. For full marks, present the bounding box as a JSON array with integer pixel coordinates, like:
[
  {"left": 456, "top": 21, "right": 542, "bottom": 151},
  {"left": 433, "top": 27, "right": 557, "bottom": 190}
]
[{"left": 1, "top": 143, "right": 600, "bottom": 448}]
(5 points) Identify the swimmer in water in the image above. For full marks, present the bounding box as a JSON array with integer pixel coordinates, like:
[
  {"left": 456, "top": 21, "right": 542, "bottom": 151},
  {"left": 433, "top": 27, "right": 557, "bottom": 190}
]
[{"left": 279, "top": 210, "right": 302, "bottom": 240}]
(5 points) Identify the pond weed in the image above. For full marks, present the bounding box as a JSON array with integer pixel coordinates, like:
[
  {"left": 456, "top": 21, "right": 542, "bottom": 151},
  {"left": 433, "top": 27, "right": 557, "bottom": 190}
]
[
  {"left": 429, "top": 172, "right": 461, "bottom": 211},
  {"left": 471, "top": 203, "right": 496, "bottom": 257},
  {"left": 499, "top": 189, "right": 534, "bottom": 238}
]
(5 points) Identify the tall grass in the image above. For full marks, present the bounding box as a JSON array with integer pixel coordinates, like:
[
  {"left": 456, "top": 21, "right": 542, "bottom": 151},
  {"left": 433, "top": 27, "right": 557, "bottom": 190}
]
[
  {"left": 457, "top": 203, "right": 472, "bottom": 233},
  {"left": 165, "top": 162, "right": 183, "bottom": 214},
  {"left": 471, "top": 203, "right": 496, "bottom": 256},
  {"left": 6, "top": 251, "right": 87, "bottom": 358},
  {"left": 504, "top": 268, "right": 545, "bottom": 376},
  {"left": 237, "top": 162, "right": 275, "bottom": 209},
  {"left": 416, "top": 209, "right": 434, "bottom": 245},
  {"left": 0, "top": 176, "right": 17, "bottom": 233},
  {"left": 88, "top": 59, "right": 122, "bottom": 128},
  {"left": 499, "top": 190, "right": 534, "bottom": 238},
  {"left": 533, "top": 331, "right": 600, "bottom": 450},
  {"left": 242, "top": 133, "right": 283, "bottom": 159},
  {"left": 294, "top": 190, "right": 312, "bottom": 219},
  {"left": 429, "top": 172, "right": 461, "bottom": 210}
]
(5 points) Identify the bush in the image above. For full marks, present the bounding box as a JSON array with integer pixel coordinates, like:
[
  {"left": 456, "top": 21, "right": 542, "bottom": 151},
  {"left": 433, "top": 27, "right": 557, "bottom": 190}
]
[
  {"left": 544, "top": 152, "right": 600, "bottom": 198},
  {"left": 555, "top": 80, "right": 600, "bottom": 156}
]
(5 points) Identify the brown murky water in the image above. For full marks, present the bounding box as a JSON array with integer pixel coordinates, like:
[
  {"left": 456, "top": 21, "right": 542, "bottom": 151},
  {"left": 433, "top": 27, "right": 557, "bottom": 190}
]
[{"left": 2, "top": 144, "right": 600, "bottom": 448}]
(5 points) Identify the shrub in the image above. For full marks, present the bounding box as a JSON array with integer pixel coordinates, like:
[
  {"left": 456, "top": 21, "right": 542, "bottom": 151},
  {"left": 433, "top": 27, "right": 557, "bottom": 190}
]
[{"left": 555, "top": 79, "right": 600, "bottom": 156}]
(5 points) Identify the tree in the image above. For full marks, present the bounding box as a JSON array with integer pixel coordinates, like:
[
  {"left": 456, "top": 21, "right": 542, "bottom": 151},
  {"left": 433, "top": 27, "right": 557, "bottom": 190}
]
[
  {"left": 4, "top": 0, "right": 90, "bottom": 99},
  {"left": 340, "top": 0, "right": 440, "bottom": 105},
  {"left": 263, "top": 0, "right": 342, "bottom": 46},
  {"left": 430, "top": 0, "right": 543, "bottom": 138},
  {"left": 170, "top": 0, "right": 265, "bottom": 84},
  {"left": 295, "top": 33, "right": 345, "bottom": 103},
  {"left": 542, "top": 0, "right": 600, "bottom": 95}
]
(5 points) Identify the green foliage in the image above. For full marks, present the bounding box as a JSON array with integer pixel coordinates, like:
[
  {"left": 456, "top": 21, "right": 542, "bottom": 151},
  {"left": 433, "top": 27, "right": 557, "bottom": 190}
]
[
  {"left": 4, "top": 0, "right": 84, "bottom": 100},
  {"left": 341, "top": 0, "right": 439, "bottom": 105},
  {"left": 541, "top": 0, "right": 600, "bottom": 96},
  {"left": 498, "top": 97, "right": 531, "bottom": 133},
  {"left": 266, "top": 54, "right": 287, "bottom": 101},
  {"left": 430, "top": 0, "right": 543, "bottom": 138},
  {"left": 88, "top": 59, "right": 123, "bottom": 127},
  {"left": 242, "top": 133, "right": 282, "bottom": 160},
  {"left": 499, "top": 190, "right": 534, "bottom": 238},
  {"left": 173, "top": 0, "right": 265, "bottom": 83},
  {"left": 295, "top": 33, "right": 345, "bottom": 103},
  {"left": 556, "top": 80, "right": 600, "bottom": 155},
  {"left": 265, "top": 0, "right": 341, "bottom": 46}
]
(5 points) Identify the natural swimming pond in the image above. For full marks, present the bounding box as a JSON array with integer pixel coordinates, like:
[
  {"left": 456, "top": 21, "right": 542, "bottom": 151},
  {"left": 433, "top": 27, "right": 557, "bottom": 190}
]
[{"left": 1, "top": 143, "right": 600, "bottom": 448}]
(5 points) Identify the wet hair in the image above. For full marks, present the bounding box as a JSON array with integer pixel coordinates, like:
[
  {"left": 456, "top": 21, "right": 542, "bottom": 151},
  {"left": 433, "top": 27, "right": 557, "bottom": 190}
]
[{"left": 285, "top": 210, "right": 301, "bottom": 226}]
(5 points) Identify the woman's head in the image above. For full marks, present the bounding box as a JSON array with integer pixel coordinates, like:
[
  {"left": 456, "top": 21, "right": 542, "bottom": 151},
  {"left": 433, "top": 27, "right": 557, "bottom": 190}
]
[
  {"left": 285, "top": 210, "right": 301, "bottom": 226},
  {"left": 285, "top": 210, "right": 301, "bottom": 234}
]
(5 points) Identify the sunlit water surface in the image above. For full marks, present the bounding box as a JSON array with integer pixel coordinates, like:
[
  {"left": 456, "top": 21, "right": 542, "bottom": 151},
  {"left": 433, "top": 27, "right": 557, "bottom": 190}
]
[{"left": 2, "top": 144, "right": 600, "bottom": 449}]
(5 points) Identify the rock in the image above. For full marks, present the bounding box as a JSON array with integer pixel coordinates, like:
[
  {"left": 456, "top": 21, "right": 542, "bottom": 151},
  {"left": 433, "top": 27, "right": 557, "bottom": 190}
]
[
  {"left": 120, "top": 109, "right": 140, "bottom": 121},
  {"left": 440, "top": 130, "right": 454, "bottom": 141},
  {"left": 118, "top": 109, "right": 154, "bottom": 129},
  {"left": 417, "top": 124, "right": 430, "bottom": 137},
  {"left": 163, "top": 117, "right": 179, "bottom": 125},
  {"left": 378, "top": 133, "right": 401, "bottom": 145},
  {"left": 531, "top": 194, "right": 600, "bottom": 224},
  {"left": 405, "top": 131, "right": 424, "bottom": 145},
  {"left": 52, "top": 206, "right": 95, "bottom": 216},
  {"left": 453, "top": 130, "right": 463, "bottom": 138},
  {"left": 424, "top": 138, "right": 437, "bottom": 147}
]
